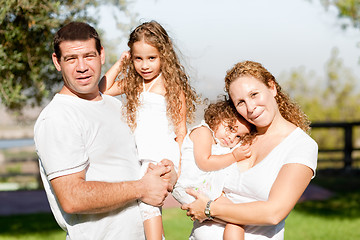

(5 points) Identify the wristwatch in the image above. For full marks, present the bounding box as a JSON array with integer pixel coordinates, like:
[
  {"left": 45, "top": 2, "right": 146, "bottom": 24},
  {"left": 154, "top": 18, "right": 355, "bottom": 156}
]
[{"left": 204, "top": 200, "right": 214, "bottom": 220}]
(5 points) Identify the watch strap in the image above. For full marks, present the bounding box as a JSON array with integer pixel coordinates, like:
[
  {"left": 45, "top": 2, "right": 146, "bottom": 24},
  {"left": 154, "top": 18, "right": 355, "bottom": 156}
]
[{"left": 204, "top": 200, "right": 214, "bottom": 220}]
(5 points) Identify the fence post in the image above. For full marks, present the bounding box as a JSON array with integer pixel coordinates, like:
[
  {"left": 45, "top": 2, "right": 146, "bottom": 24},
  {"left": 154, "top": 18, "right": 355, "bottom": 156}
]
[{"left": 344, "top": 124, "right": 353, "bottom": 170}]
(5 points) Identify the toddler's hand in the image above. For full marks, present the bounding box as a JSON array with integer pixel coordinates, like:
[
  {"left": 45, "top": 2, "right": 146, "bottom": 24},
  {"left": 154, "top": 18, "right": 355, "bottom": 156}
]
[{"left": 232, "top": 144, "right": 251, "bottom": 162}]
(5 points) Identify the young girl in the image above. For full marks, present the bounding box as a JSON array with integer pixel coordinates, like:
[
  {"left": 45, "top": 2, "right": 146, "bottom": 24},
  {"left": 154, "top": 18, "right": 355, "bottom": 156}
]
[
  {"left": 100, "top": 21, "right": 199, "bottom": 240},
  {"left": 172, "top": 99, "right": 256, "bottom": 240}
]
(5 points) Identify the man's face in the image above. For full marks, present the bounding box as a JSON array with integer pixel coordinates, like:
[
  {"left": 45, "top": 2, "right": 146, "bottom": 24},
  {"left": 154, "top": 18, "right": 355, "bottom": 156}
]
[{"left": 52, "top": 38, "right": 105, "bottom": 100}]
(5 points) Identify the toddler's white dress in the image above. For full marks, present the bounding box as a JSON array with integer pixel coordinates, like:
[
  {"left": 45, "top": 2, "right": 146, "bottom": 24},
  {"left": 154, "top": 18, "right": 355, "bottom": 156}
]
[
  {"left": 172, "top": 121, "right": 236, "bottom": 239},
  {"left": 134, "top": 75, "right": 181, "bottom": 221}
]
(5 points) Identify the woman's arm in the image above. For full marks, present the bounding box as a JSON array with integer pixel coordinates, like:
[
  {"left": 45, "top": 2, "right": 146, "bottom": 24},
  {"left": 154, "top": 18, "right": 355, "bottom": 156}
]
[
  {"left": 98, "top": 51, "right": 129, "bottom": 96},
  {"left": 191, "top": 127, "right": 238, "bottom": 171},
  {"left": 182, "top": 163, "right": 313, "bottom": 225}
]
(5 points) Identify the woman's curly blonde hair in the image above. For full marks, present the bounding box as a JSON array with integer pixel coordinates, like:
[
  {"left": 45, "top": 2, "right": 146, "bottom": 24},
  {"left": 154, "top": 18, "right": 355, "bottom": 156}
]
[
  {"left": 119, "top": 21, "right": 199, "bottom": 133},
  {"left": 224, "top": 61, "right": 311, "bottom": 133},
  {"left": 204, "top": 98, "right": 256, "bottom": 144}
]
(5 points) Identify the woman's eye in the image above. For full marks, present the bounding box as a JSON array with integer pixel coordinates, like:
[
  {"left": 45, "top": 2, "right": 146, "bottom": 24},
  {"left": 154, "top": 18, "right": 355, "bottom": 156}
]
[{"left": 237, "top": 101, "right": 244, "bottom": 106}]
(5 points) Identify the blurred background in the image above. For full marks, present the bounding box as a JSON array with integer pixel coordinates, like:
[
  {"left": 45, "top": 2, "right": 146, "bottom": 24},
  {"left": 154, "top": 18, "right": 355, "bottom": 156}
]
[{"left": 0, "top": 0, "right": 359, "bottom": 239}]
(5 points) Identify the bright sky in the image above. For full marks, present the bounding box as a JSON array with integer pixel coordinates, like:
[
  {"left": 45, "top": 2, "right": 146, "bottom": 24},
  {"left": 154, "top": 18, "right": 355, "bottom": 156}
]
[{"left": 98, "top": 0, "right": 360, "bottom": 100}]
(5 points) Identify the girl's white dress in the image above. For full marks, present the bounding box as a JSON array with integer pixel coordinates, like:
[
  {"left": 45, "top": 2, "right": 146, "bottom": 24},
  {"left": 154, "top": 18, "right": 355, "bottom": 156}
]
[
  {"left": 172, "top": 121, "right": 236, "bottom": 239},
  {"left": 134, "top": 75, "right": 181, "bottom": 221}
]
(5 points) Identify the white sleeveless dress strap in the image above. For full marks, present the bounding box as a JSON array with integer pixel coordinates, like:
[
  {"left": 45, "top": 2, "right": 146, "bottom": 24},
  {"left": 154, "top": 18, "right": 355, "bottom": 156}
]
[{"left": 142, "top": 73, "right": 162, "bottom": 92}]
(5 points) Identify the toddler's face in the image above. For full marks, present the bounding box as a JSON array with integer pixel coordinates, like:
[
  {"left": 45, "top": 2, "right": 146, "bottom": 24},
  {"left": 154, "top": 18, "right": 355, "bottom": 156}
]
[{"left": 214, "top": 119, "right": 251, "bottom": 148}]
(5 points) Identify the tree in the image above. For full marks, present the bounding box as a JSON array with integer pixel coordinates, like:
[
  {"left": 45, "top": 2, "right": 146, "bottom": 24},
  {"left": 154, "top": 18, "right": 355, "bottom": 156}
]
[
  {"left": 0, "top": 0, "right": 134, "bottom": 111},
  {"left": 319, "top": 0, "right": 360, "bottom": 29},
  {"left": 279, "top": 48, "right": 360, "bottom": 148}
]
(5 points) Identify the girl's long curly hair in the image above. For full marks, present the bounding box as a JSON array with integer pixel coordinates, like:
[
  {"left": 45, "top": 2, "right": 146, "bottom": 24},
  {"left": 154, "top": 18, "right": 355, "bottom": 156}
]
[
  {"left": 224, "top": 61, "right": 311, "bottom": 133},
  {"left": 120, "top": 21, "right": 199, "bottom": 133}
]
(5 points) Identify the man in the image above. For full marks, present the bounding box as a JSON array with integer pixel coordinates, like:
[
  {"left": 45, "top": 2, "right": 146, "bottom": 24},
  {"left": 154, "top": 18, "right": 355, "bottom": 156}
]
[{"left": 34, "top": 22, "right": 176, "bottom": 239}]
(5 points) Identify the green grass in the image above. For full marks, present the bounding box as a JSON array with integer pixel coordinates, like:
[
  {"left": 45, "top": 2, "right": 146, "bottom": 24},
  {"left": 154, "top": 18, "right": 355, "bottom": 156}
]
[{"left": 0, "top": 169, "right": 359, "bottom": 239}]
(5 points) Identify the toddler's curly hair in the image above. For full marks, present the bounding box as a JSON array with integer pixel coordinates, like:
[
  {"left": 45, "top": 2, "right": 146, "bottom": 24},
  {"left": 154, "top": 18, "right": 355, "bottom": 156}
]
[{"left": 204, "top": 98, "right": 256, "bottom": 144}]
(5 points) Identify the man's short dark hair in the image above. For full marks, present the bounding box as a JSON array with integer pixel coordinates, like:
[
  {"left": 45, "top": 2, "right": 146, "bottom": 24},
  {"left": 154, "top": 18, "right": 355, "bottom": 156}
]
[{"left": 54, "top": 22, "right": 102, "bottom": 61}]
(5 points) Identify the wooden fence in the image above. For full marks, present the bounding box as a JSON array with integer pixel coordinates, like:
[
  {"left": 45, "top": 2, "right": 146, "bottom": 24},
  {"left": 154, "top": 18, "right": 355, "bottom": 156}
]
[{"left": 311, "top": 121, "right": 360, "bottom": 170}]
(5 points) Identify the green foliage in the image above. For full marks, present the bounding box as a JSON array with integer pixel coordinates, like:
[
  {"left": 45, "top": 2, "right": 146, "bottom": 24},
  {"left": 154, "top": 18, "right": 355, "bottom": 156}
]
[
  {"left": 320, "top": 0, "right": 360, "bottom": 29},
  {"left": 279, "top": 48, "right": 360, "bottom": 149},
  {"left": 0, "top": 0, "right": 134, "bottom": 111}
]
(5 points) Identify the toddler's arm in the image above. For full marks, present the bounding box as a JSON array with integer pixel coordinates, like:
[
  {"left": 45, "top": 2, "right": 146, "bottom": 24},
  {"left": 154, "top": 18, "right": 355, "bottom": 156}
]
[
  {"left": 191, "top": 127, "right": 240, "bottom": 171},
  {"left": 98, "top": 51, "right": 129, "bottom": 95}
]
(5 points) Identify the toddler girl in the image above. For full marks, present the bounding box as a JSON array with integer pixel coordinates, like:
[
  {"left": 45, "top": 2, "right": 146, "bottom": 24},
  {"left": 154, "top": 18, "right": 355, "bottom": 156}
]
[{"left": 172, "top": 99, "right": 256, "bottom": 240}]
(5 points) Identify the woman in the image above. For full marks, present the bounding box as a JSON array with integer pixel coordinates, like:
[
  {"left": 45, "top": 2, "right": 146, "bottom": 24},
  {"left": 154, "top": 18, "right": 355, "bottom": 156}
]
[{"left": 182, "top": 61, "right": 318, "bottom": 239}]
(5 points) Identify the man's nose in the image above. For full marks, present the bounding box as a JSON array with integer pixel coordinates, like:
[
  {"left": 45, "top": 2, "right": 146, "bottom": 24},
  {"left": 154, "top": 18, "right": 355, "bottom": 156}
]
[{"left": 76, "top": 58, "right": 88, "bottom": 72}]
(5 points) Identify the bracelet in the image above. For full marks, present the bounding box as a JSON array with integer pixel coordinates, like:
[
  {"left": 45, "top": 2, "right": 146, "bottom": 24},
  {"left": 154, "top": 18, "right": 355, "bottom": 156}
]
[{"left": 204, "top": 200, "right": 214, "bottom": 220}]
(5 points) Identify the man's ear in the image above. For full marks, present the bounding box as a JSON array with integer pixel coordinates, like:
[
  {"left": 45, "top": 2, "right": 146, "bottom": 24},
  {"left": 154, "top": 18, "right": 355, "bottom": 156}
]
[
  {"left": 52, "top": 53, "right": 62, "bottom": 71},
  {"left": 100, "top": 47, "right": 105, "bottom": 65}
]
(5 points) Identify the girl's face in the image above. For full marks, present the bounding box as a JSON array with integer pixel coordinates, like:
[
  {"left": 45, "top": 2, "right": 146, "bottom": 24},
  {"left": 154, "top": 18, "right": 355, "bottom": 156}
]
[
  {"left": 214, "top": 119, "right": 251, "bottom": 148},
  {"left": 229, "top": 76, "right": 278, "bottom": 129},
  {"left": 132, "top": 40, "right": 161, "bottom": 81}
]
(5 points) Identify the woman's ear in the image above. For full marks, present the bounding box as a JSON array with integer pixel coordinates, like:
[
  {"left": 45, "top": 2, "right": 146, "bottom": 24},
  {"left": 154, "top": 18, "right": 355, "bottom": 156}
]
[{"left": 268, "top": 80, "right": 277, "bottom": 97}]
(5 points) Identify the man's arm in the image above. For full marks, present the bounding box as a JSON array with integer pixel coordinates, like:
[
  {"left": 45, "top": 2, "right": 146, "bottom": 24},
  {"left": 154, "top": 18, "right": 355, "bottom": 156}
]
[{"left": 51, "top": 164, "right": 171, "bottom": 214}]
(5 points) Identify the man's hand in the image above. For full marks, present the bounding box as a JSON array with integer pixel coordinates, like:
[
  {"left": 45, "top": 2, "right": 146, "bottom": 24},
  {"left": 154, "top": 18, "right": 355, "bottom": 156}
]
[
  {"left": 148, "top": 159, "right": 178, "bottom": 192},
  {"left": 159, "top": 159, "right": 178, "bottom": 191},
  {"left": 139, "top": 164, "right": 170, "bottom": 206}
]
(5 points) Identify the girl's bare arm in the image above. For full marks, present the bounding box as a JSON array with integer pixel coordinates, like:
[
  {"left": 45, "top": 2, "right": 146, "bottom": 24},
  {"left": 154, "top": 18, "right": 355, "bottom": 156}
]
[
  {"left": 191, "top": 127, "right": 238, "bottom": 171},
  {"left": 99, "top": 51, "right": 129, "bottom": 96}
]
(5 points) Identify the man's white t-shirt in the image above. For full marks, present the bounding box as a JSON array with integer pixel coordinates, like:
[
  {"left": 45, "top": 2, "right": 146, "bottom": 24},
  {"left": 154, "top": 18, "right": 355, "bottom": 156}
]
[{"left": 34, "top": 94, "right": 144, "bottom": 240}]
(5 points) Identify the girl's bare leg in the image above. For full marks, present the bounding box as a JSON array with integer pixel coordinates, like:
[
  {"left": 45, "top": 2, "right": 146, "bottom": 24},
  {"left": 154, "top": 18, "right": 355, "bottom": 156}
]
[
  {"left": 144, "top": 215, "right": 164, "bottom": 240},
  {"left": 223, "top": 223, "right": 244, "bottom": 240}
]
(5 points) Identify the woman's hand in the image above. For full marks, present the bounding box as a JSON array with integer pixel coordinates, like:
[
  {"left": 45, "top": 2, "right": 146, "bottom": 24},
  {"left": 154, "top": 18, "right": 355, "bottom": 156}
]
[{"left": 181, "top": 188, "right": 210, "bottom": 222}]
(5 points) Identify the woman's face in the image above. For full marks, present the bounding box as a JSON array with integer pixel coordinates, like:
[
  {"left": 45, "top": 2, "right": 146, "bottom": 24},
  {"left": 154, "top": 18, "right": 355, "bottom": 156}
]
[{"left": 229, "top": 76, "right": 278, "bottom": 129}]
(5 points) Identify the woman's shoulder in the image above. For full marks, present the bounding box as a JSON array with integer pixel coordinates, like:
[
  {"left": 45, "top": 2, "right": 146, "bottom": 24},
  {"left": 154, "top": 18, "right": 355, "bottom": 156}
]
[{"left": 282, "top": 127, "right": 318, "bottom": 154}]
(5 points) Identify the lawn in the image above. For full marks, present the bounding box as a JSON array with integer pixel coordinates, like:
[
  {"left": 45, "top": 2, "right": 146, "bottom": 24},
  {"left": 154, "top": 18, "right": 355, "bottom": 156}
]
[{"left": 0, "top": 169, "right": 359, "bottom": 239}]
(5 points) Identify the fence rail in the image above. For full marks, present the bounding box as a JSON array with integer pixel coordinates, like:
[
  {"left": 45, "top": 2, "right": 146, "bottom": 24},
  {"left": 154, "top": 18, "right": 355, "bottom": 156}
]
[{"left": 311, "top": 121, "right": 360, "bottom": 170}]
